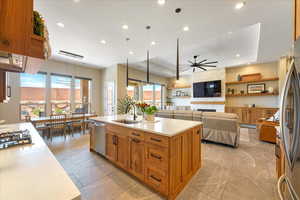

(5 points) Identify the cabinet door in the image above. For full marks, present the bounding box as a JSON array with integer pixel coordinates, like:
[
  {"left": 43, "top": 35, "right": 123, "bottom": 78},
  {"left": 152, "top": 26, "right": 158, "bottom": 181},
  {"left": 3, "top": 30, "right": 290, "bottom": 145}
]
[
  {"left": 250, "top": 109, "right": 263, "bottom": 124},
  {"left": 192, "top": 127, "right": 201, "bottom": 170},
  {"left": 241, "top": 108, "right": 250, "bottom": 124},
  {"left": 182, "top": 130, "right": 193, "bottom": 179},
  {"left": 116, "top": 134, "right": 129, "bottom": 169},
  {"left": 0, "top": 71, "right": 6, "bottom": 103},
  {"left": 106, "top": 132, "right": 117, "bottom": 162},
  {"left": 169, "top": 135, "right": 182, "bottom": 195},
  {"left": 0, "top": 0, "right": 31, "bottom": 55},
  {"left": 129, "top": 137, "right": 144, "bottom": 180}
]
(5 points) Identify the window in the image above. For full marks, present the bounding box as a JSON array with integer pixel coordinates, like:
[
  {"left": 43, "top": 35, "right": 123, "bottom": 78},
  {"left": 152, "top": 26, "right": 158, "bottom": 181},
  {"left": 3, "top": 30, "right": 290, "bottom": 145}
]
[
  {"left": 127, "top": 85, "right": 135, "bottom": 99},
  {"left": 74, "top": 77, "right": 92, "bottom": 113},
  {"left": 20, "top": 73, "right": 46, "bottom": 119},
  {"left": 143, "top": 84, "right": 154, "bottom": 105},
  {"left": 155, "top": 84, "right": 163, "bottom": 109},
  {"left": 51, "top": 74, "right": 72, "bottom": 114}
]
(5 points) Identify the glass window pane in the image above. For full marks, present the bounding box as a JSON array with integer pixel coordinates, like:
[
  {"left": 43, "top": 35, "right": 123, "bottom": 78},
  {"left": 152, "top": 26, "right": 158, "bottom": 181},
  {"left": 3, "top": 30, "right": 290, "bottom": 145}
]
[
  {"left": 51, "top": 75, "right": 71, "bottom": 114},
  {"left": 127, "top": 86, "right": 135, "bottom": 98},
  {"left": 20, "top": 73, "right": 46, "bottom": 119},
  {"left": 143, "top": 84, "right": 154, "bottom": 105},
  {"left": 74, "top": 78, "right": 91, "bottom": 113},
  {"left": 155, "top": 85, "right": 162, "bottom": 108}
]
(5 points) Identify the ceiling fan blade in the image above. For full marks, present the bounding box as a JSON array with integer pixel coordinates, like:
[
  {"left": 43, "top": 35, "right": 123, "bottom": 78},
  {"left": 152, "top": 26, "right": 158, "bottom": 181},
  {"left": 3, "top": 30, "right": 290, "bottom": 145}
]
[
  {"left": 198, "top": 59, "right": 207, "bottom": 64},
  {"left": 199, "top": 64, "right": 217, "bottom": 67},
  {"left": 193, "top": 68, "right": 195, "bottom": 72},
  {"left": 203, "top": 61, "right": 218, "bottom": 65},
  {"left": 188, "top": 60, "right": 194, "bottom": 65},
  {"left": 198, "top": 66, "right": 207, "bottom": 71}
]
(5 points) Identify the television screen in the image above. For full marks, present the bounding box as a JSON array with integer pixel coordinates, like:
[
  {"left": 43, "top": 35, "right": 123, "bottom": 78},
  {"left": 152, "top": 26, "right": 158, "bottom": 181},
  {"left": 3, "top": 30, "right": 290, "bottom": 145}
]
[{"left": 193, "top": 80, "right": 221, "bottom": 97}]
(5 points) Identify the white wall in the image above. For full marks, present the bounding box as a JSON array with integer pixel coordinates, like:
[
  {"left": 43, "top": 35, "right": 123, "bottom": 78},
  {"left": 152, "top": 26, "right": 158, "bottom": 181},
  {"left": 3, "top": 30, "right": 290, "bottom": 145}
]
[{"left": 0, "top": 60, "right": 103, "bottom": 123}]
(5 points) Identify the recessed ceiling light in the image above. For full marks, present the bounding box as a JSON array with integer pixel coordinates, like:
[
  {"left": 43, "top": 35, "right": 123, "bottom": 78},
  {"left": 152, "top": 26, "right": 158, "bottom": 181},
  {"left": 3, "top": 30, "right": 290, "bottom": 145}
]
[
  {"left": 228, "top": 31, "right": 233, "bottom": 34},
  {"left": 56, "top": 22, "right": 65, "bottom": 28},
  {"left": 236, "top": 54, "right": 241, "bottom": 57},
  {"left": 100, "top": 40, "right": 106, "bottom": 44},
  {"left": 122, "top": 24, "right": 129, "bottom": 30},
  {"left": 73, "top": 0, "right": 80, "bottom": 3},
  {"left": 183, "top": 26, "right": 189, "bottom": 31},
  {"left": 129, "top": 51, "right": 134, "bottom": 55},
  {"left": 157, "top": 0, "right": 165, "bottom": 5},
  {"left": 235, "top": 2, "right": 245, "bottom": 10},
  {"left": 151, "top": 41, "right": 156, "bottom": 46}
]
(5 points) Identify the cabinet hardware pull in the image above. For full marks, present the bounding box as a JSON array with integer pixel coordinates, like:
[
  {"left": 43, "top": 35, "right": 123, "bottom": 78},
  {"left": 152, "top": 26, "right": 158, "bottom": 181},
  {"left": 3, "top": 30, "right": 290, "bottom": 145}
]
[
  {"left": 150, "top": 137, "right": 161, "bottom": 142},
  {"left": 115, "top": 136, "right": 118, "bottom": 145},
  {"left": 197, "top": 130, "right": 200, "bottom": 135},
  {"left": 150, "top": 175, "right": 161, "bottom": 182},
  {"left": 132, "top": 132, "right": 140, "bottom": 136},
  {"left": 0, "top": 38, "right": 10, "bottom": 46},
  {"left": 132, "top": 138, "right": 140, "bottom": 143},
  {"left": 150, "top": 153, "right": 162, "bottom": 160},
  {"left": 7, "top": 86, "right": 11, "bottom": 98}
]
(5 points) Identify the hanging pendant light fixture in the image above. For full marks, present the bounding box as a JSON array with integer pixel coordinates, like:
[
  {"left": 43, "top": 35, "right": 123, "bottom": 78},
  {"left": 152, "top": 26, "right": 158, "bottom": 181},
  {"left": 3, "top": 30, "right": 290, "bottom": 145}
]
[
  {"left": 146, "top": 25, "right": 151, "bottom": 83},
  {"left": 176, "top": 38, "right": 180, "bottom": 80},
  {"left": 126, "top": 58, "right": 129, "bottom": 87},
  {"left": 147, "top": 50, "right": 150, "bottom": 83}
]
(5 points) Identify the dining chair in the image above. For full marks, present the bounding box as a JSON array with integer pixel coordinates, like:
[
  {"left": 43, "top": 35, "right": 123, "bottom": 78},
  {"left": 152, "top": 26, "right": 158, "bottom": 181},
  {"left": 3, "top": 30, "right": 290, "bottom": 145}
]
[
  {"left": 48, "top": 114, "right": 68, "bottom": 141},
  {"left": 68, "top": 113, "right": 85, "bottom": 136},
  {"left": 25, "top": 115, "right": 50, "bottom": 139}
]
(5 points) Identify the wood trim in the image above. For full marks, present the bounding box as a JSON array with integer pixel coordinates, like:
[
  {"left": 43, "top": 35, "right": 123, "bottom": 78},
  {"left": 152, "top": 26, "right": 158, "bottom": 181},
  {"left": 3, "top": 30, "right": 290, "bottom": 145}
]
[
  {"left": 225, "top": 77, "right": 279, "bottom": 85},
  {"left": 295, "top": 0, "right": 300, "bottom": 40},
  {"left": 226, "top": 92, "right": 279, "bottom": 97},
  {"left": 191, "top": 101, "right": 225, "bottom": 105}
]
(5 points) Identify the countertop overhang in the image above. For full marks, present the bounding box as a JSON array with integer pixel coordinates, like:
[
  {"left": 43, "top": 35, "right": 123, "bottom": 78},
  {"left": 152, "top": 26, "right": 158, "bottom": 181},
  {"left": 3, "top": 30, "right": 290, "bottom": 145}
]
[
  {"left": 0, "top": 123, "right": 81, "bottom": 200},
  {"left": 91, "top": 115, "right": 203, "bottom": 137}
]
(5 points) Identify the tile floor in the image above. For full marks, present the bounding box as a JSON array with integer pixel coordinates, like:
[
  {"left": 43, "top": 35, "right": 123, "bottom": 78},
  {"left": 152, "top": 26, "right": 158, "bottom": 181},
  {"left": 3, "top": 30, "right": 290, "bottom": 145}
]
[{"left": 48, "top": 128, "right": 279, "bottom": 200}]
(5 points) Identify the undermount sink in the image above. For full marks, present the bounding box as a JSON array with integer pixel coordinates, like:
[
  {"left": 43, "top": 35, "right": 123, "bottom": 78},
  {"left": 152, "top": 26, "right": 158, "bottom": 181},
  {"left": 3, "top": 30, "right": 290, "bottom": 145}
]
[{"left": 113, "top": 119, "right": 140, "bottom": 124}]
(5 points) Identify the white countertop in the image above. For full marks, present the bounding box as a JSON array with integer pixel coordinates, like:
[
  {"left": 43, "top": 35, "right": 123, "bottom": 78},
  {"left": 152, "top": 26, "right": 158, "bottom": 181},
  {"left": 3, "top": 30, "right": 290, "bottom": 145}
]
[
  {"left": 0, "top": 123, "right": 81, "bottom": 200},
  {"left": 91, "top": 115, "right": 202, "bottom": 137}
]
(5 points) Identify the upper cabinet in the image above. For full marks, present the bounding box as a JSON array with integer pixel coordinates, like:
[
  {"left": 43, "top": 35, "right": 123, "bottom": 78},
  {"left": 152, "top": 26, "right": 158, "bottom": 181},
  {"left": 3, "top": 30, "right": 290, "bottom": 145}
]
[
  {"left": 0, "top": 0, "right": 46, "bottom": 72},
  {"left": 295, "top": 0, "right": 300, "bottom": 41}
]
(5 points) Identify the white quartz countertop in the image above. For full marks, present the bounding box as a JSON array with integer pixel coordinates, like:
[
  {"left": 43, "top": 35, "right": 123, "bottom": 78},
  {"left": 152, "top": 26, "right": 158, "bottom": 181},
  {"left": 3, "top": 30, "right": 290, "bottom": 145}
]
[
  {"left": 91, "top": 115, "right": 202, "bottom": 137},
  {"left": 0, "top": 123, "right": 81, "bottom": 200}
]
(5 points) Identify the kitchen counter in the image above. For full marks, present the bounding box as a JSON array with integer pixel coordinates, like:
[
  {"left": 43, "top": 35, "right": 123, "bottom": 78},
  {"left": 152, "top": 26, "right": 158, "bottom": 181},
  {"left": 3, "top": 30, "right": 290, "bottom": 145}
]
[
  {"left": 0, "top": 123, "right": 81, "bottom": 200},
  {"left": 91, "top": 115, "right": 202, "bottom": 137}
]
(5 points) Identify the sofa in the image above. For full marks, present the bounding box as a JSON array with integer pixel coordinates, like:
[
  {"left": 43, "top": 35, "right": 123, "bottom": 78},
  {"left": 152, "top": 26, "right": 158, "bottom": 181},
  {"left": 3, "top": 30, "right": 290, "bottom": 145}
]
[{"left": 156, "top": 110, "right": 240, "bottom": 147}]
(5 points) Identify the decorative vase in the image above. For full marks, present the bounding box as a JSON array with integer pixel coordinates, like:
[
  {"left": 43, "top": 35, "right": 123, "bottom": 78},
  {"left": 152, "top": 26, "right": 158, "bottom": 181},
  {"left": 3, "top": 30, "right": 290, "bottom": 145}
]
[{"left": 145, "top": 114, "right": 155, "bottom": 121}]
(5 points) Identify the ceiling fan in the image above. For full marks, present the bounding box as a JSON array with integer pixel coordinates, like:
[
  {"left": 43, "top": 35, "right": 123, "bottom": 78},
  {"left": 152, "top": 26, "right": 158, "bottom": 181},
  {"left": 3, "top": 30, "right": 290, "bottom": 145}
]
[{"left": 188, "top": 55, "right": 218, "bottom": 72}]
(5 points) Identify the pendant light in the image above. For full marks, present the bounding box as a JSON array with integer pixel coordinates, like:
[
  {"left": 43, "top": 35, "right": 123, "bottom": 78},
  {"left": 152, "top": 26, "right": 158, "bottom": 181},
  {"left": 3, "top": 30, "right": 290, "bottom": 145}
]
[
  {"left": 147, "top": 50, "right": 150, "bottom": 83},
  {"left": 176, "top": 38, "right": 180, "bottom": 80},
  {"left": 126, "top": 58, "right": 129, "bottom": 87},
  {"left": 146, "top": 25, "right": 151, "bottom": 83}
]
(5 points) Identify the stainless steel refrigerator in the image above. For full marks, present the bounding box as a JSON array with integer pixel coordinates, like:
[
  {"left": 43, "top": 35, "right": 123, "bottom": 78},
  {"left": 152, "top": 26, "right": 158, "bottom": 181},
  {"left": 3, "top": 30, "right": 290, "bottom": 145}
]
[{"left": 278, "top": 38, "right": 300, "bottom": 200}]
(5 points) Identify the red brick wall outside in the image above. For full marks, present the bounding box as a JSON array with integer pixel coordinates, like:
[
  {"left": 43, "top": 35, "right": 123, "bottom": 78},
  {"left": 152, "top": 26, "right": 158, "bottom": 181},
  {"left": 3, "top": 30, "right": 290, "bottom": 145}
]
[{"left": 21, "top": 87, "right": 81, "bottom": 102}]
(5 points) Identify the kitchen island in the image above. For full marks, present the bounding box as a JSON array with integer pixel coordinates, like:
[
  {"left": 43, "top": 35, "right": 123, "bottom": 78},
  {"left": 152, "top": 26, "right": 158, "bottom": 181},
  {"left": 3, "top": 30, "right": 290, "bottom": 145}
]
[
  {"left": 0, "top": 123, "right": 81, "bottom": 200},
  {"left": 90, "top": 115, "right": 203, "bottom": 200}
]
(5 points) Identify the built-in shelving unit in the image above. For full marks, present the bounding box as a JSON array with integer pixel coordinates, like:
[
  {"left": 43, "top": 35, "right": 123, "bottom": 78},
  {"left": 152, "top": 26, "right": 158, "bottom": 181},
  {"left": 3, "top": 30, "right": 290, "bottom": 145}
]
[
  {"left": 225, "top": 77, "right": 279, "bottom": 85},
  {"left": 167, "top": 85, "right": 192, "bottom": 90},
  {"left": 170, "top": 96, "right": 191, "bottom": 99},
  {"left": 226, "top": 92, "right": 279, "bottom": 97}
]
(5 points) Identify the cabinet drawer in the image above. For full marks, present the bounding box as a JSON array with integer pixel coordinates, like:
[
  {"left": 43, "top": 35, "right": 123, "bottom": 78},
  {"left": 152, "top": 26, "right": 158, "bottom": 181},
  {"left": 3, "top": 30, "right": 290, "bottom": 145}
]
[
  {"left": 145, "top": 167, "right": 168, "bottom": 195},
  {"left": 145, "top": 144, "right": 169, "bottom": 171},
  {"left": 145, "top": 133, "right": 169, "bottom": 147},
  {"left": 130, "top": 130, "right": 144, "bottom": 140},
  {"left": 106, "top": 124, "right": 129, "bottom": 136}
]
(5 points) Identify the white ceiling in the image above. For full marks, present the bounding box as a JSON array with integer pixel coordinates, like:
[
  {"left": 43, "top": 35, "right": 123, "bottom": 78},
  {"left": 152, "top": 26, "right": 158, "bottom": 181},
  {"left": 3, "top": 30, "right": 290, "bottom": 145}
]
[{"left": 35, "top": 0, "right": 293, "bottom": 77}]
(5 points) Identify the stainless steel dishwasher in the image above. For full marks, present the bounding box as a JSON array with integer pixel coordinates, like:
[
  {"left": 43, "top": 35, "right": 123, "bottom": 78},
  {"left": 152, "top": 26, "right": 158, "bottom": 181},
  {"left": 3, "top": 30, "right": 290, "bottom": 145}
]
[{"left": 91, "top": 121, "right": 106, "bottom": 156}]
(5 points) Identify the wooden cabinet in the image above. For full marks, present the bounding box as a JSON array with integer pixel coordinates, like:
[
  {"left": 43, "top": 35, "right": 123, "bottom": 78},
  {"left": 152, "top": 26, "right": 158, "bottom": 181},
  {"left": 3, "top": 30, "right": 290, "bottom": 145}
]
[
  {"left": 276, "top": 137, "right": 285, "bottom": 179},
  {"left": 129, "top": 136, "right": 144, "bottom": 180},
  {"left": 0, "top": 0, "right": 31, "bottom": 55},
  {"left": 295, "top": 0, "right": 300, "bottom": 40},
  {"left": 106, "top": 131, "right": 117, "bottom": 162},
  {"left": 225, "top": 107, "right": 278, "bottom": 124},
  {"left": 0, "top": 71, "right": 10, "bottom": 103},
  {"left": 102, "top": 123, "right": 203, "bottom": 200}
]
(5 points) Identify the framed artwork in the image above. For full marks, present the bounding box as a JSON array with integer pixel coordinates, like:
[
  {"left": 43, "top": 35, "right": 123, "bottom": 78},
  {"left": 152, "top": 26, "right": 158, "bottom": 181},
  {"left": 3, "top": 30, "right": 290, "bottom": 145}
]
[{"left": 247, "top": 83, "right": 265, "bottom": 94}]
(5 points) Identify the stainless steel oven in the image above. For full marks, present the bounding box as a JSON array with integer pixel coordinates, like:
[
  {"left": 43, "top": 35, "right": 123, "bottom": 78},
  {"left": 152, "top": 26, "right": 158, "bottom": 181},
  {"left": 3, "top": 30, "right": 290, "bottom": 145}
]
[{"left": 278, "top": 38, "right": 300, "bottom": 200}]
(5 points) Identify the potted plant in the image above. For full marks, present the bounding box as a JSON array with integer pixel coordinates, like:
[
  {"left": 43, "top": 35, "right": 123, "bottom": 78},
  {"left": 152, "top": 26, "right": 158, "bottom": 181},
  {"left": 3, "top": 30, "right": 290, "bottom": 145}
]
[{"left": 144, "top": 106, "right": 158, "bottom": 121}]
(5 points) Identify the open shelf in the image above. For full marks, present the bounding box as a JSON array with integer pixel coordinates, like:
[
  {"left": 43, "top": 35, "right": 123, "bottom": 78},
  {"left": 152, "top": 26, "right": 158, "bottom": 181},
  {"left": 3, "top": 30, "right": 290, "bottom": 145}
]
[
  {"left": 167, "top": 85, "right": 192, "bottom": 90},
  {"left": 226, "top": 77, "right": 279, "bottom": 85},
  {"left": 226, "top": 92, "right": 279, "bottom": 97}
]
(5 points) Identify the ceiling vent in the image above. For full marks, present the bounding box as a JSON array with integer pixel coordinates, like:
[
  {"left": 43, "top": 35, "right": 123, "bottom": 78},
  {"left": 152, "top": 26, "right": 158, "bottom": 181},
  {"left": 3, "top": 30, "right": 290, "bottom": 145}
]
[{"left": 58, "top": 50, "right": 84, "bottom": 60}]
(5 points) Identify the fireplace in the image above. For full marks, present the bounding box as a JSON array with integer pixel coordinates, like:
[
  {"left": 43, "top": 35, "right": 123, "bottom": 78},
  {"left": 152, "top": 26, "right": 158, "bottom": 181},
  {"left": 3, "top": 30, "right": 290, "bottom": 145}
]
[{"left": 197, "top": 109, "right": 216, "bottom": 112}]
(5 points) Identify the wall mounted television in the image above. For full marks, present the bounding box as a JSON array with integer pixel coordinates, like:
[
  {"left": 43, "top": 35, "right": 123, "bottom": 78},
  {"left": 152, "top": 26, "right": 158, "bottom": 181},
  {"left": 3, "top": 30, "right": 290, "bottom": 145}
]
[{"left": 193, "top": 80, "right": 221, "bottom": 97}]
